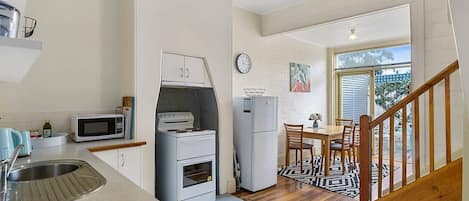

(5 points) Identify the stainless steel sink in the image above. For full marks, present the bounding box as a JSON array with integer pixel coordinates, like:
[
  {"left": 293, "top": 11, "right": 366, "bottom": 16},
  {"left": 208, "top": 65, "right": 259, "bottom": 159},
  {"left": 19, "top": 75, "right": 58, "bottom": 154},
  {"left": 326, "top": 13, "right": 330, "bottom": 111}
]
[
  {"left": 2, "top": 159, "right": 106, "bottom": 201},
  {"left": 8, "top": 162, "right": 80, "bottom": 182}
]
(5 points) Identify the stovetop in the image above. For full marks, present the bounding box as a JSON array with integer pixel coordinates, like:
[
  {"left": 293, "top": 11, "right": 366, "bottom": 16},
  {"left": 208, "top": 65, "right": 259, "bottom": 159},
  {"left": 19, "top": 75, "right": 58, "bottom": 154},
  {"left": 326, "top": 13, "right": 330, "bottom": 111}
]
[
  {"left": 167, "top": 128, "right": 203, "bottom": 133},
  {"left": 159, "top": 128, "right": 216, "bottom": 138}
]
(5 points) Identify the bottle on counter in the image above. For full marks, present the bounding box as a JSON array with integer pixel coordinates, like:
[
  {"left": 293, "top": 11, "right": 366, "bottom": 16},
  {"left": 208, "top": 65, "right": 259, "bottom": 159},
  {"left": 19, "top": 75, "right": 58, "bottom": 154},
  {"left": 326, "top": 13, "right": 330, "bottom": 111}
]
[{"left": 43, "top": 120, "right": 52, "bottom": 138}]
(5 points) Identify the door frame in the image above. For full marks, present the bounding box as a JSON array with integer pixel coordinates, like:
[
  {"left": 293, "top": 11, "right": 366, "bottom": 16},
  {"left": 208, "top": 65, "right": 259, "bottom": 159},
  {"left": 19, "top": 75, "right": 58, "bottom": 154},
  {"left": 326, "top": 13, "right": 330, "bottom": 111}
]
[{"left": 335, "top": 59, "right": 412, "bottom": 155}]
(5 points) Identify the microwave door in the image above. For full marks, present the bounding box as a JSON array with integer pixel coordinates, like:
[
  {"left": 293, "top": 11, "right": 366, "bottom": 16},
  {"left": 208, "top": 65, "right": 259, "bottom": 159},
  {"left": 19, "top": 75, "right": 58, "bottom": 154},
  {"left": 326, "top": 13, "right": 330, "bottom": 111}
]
[{"left": 78, "top": 118, "right": 116, "bottom": 137}]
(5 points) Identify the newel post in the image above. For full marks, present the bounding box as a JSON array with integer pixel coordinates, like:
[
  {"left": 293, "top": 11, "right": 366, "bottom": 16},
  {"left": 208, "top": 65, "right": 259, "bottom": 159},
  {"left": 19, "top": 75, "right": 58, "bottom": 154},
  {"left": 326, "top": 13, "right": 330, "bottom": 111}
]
[{"left": 360, "top": 115, "right": 372, "bottom": 201}]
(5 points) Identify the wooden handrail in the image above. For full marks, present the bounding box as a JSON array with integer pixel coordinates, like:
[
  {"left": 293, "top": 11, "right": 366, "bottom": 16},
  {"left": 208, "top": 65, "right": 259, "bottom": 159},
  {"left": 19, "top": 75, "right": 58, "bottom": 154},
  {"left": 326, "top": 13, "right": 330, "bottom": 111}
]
[
  {"left": 359, "top": 61, "right": 460, "bottom": 201},
  {"left": 369, "top": 61, "right": 459, "bottom": 128},
  {"left": 360, "top": 115, "right": 372, "bottom": 200}
]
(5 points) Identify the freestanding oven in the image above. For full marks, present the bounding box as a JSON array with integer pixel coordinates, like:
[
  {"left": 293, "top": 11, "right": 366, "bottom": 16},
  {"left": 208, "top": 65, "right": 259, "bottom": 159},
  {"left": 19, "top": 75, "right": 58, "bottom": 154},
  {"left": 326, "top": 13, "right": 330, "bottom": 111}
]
[{"left": 156, "top": 112, "right": 216, "bottom": 201}]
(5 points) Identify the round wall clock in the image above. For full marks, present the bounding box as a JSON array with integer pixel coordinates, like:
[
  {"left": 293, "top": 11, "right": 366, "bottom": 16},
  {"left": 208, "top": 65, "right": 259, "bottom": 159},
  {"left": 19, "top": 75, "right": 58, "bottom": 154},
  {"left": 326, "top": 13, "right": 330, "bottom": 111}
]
[{"left": 236, "top": 53, "right": 252, "bottom": 74}]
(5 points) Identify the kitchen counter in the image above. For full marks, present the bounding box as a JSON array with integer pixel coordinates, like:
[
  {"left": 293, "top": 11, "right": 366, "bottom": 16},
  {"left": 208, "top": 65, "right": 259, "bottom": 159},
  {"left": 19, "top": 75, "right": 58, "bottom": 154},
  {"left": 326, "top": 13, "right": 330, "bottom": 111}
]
[{"left": 15, "top": 139, "right": 156, "bottom": 201}]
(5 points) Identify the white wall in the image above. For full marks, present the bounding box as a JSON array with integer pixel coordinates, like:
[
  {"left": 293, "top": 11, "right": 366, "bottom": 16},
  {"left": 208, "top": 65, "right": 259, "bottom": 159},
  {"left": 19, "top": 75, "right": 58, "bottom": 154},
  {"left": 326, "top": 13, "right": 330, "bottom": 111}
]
[
  {"left": 423, "top": 0, "right": 461, "bottom": 167},
  {"left": 0, "top": 0, "right": 132, "bottom": 132},
  {"left": 233, "top": 7, "right": 327, "bottom": 165},
  {"left": 134, "top": 0, "right": 234, "bottom": 195},
  {"left": 448, "top": 0, "right": 469, "bottom": 199}
]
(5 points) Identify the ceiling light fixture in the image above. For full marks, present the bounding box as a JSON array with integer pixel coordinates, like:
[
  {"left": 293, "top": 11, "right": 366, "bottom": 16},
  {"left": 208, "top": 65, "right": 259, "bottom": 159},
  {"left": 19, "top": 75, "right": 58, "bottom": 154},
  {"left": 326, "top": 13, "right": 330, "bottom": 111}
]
[{"left": 349, "top": 28, "right": 357, "bottom": 40}]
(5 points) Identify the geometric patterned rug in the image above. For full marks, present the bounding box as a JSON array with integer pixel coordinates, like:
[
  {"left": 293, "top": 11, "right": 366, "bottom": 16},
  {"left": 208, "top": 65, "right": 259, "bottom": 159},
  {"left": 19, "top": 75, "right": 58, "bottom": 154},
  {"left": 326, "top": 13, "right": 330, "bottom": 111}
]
[{"left": 278, "top": 157, "right": 392, "bottom": 198}]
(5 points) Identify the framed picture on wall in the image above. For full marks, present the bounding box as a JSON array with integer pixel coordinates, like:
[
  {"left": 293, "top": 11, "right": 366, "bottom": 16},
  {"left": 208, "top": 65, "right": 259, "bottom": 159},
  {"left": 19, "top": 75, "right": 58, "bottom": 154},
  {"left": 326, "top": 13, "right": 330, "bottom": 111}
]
[{"left": 290, "top": 63, "right": 311, "bottom": 92}]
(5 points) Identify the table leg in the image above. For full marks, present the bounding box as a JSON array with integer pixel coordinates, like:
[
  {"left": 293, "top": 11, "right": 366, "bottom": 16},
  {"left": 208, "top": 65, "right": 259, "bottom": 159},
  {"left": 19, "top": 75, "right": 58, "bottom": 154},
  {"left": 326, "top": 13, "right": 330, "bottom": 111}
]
[{"left": 324, "top": 138, "right": 331, "bottom": 176}]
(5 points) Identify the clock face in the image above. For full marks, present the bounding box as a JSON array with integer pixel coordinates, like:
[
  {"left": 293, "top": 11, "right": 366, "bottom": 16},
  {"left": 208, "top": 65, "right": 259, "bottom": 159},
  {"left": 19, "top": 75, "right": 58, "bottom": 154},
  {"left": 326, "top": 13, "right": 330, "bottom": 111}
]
[{"left": 236, "top": 53, "right": 252, "bottom": 74}]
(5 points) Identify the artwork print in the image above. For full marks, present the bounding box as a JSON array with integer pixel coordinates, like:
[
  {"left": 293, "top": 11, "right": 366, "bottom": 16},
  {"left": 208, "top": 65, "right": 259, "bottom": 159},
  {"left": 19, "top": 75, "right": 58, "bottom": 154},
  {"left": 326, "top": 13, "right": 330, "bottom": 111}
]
[{"left": 290, "top": 63, "right": 311, "bottom": 92}]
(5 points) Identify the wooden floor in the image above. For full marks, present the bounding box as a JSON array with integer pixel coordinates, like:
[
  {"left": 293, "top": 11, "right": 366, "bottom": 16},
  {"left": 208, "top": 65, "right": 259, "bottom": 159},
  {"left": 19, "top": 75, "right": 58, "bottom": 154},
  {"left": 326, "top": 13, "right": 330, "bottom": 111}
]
[{"left": 232, "top": 176, "right": 354, "bottom": 201}]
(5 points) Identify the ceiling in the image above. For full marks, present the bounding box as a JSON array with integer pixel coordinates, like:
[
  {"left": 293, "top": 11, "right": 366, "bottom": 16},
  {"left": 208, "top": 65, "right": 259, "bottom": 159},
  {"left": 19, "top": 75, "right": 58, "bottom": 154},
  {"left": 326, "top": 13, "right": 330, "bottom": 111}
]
[
  {"left": 233, "top": 0, "right": 305, "bottom": 15},
  {"left": 286, "top": 5, "right": 411, "bottom": 48}
]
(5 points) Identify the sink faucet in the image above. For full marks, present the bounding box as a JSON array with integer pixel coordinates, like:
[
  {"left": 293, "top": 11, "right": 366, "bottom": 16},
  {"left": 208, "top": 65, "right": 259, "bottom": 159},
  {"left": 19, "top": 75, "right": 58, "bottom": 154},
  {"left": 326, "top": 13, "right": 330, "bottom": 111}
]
[{"left": 1, "top": 144, "right": 24, "bottom": 197}]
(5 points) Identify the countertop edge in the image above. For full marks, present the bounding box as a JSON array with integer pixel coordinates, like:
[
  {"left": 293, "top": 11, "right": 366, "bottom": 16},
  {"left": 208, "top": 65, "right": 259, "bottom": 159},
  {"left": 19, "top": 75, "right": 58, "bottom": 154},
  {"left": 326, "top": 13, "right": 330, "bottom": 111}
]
[{"left": 88, "top": 141, "right": 147, "bottom": 152}]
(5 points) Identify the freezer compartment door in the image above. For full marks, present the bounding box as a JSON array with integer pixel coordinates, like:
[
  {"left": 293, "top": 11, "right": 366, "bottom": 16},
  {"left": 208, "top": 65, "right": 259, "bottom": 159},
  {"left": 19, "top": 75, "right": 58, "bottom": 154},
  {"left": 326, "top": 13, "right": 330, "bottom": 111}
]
[
  {"left": 251, "top": 131, "right": 278, "bottom": 191},
  {"left": 252, "top": 97, "right": 278, "bottom": 133}
]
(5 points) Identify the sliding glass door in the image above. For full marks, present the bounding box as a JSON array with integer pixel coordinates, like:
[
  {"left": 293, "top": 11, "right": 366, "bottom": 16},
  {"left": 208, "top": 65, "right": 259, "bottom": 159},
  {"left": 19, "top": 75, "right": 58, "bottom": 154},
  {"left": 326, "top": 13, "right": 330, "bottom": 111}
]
[{"left": 335, "top": 44, "right": 412, "bottom": 159}]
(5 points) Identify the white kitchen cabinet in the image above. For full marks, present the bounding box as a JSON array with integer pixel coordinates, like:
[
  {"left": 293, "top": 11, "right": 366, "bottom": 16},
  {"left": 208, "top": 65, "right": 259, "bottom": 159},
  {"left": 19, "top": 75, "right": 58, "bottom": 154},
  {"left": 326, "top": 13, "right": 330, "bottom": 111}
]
[
  {"left": 117, "top": 147, "right": 142, "bottom": 187},
  {"left": 94, "top": 149, "right": 119, "bottom": 170},
  {"left": 161, "top": 53, "right": 211, "bottom": 87},
  {"left": 93, "top": 146, "right": 143, "bottom": 187},
  {"left": 0, "top": 38, "right": 42, "bottom": 83},
  {"left": 184, "top": 56, "right": 205, "bottom": 84},
  {"left": 162, "top": 53, "right": 185, "bottom": 83}
]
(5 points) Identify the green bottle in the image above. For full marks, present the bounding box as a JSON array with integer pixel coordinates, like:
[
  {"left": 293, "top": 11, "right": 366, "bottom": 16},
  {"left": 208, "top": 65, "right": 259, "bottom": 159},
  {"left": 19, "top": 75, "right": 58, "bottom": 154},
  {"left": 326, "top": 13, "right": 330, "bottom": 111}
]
[{"left": 43, "top": 120, "right": 52, "bottom": 138}]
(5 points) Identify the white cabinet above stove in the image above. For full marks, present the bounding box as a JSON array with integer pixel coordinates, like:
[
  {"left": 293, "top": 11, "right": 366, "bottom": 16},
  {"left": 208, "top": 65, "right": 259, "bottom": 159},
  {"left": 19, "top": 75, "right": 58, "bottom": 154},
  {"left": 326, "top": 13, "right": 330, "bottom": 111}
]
[{"left": 161, "top": 53, "right": 212, "bottom": 88}]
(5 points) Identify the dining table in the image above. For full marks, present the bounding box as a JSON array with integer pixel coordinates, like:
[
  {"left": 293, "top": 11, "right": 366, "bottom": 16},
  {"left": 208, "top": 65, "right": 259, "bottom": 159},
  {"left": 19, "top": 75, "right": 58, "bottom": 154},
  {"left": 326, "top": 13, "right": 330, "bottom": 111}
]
[{"left": 303, "top": 125, "right": 344, "bottom": 176}]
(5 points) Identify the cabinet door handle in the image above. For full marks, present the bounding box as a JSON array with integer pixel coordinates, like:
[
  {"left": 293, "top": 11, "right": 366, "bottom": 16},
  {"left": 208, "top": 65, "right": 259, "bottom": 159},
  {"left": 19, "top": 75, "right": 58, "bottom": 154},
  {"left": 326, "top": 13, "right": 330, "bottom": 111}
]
[
  {"left": 185, "top": 68, "right": 190, "bottom": 78},
  {"left": 120, "top": 153, "right": 125, "bottom": 167},
  {"left": 179, "top": 68, "right": 184, "bottom": 78}
]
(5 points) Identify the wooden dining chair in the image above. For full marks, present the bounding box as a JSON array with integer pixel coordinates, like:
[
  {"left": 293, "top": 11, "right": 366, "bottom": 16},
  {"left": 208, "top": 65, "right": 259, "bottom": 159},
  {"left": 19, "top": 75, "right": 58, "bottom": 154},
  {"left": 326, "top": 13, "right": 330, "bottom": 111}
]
[
  {"left": 336, "top": 118, "right": 354, "bottom": 126},
  {"left": 284, "top": 124, "right": 314, "bottom": 173},
  {"left": 331, "top": 118, "right": 354, "bottom": 162},
  {"left": 329, "top": 125, "right": 354, "bottom": 175},
  {"left": 351, "top": 123, "right": 360, "bottom": 168},
  {"left": 332, "top": 119, "right": 354, "bottom": 144}
]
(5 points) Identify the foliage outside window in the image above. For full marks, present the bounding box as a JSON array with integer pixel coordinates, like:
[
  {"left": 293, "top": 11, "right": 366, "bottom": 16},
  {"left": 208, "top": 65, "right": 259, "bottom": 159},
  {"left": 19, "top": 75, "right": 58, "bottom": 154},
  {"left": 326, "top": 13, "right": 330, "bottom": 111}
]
[
  {"left": 375, "top": 77, "right": 411, "bottom": 119},
  {"left": 336, "top": 44, "right": 411, "bottom": 69}
]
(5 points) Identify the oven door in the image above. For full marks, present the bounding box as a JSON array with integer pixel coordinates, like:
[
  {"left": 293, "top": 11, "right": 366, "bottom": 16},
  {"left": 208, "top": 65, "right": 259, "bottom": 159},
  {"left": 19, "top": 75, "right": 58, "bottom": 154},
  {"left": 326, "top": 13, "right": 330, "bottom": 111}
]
[{"left": 177, "top": 155, "right": 216, "bottom": 201}]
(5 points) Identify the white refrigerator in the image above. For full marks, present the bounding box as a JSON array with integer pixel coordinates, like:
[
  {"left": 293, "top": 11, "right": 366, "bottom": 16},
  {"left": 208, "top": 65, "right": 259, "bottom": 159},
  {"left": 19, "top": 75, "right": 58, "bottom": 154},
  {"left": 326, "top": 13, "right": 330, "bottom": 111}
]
[{"left": 234, "top": 96, "right": 278, "bottom": 192}]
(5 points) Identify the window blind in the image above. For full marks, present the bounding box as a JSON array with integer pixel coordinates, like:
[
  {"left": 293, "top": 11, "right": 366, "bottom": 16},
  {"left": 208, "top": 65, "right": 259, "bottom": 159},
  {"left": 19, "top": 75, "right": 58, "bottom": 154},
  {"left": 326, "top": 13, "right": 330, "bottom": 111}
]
[{"left": 340, "top": 74, "right": 370, "bottom": 122}]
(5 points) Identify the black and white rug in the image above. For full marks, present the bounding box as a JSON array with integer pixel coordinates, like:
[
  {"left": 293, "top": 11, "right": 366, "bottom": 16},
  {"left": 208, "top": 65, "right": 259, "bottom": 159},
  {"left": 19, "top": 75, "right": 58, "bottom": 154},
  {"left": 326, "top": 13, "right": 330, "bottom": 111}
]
[{"left": 278, "top": 157, "right": 392, "bottom": 198}]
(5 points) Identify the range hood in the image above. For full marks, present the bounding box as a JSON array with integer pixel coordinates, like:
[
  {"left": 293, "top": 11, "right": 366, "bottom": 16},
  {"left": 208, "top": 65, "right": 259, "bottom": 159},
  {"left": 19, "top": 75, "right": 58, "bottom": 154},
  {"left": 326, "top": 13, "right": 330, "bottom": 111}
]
[{"left": 0, "top": 37, "right": 42, "bottom": 82}]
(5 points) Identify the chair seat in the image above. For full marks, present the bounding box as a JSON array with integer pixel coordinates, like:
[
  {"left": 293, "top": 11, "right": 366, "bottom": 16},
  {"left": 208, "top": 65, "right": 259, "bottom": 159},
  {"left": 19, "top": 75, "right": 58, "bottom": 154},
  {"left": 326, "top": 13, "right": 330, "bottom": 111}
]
[
  {"left": 330, "top": 143, "right": 350, "bottom": 150},
  {"left": 289, "top": 143, "right": 314, "bottom": 149},
  {"left": 332, "top": 139, "right": 343, "bottom": 144}
]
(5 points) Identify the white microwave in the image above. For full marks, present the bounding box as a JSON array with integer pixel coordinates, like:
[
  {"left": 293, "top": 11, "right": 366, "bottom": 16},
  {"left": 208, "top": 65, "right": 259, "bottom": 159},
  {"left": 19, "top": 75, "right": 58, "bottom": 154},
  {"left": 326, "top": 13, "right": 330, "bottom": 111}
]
[{"left": 71, "top": 114, "right": 124, "bottom": 142}]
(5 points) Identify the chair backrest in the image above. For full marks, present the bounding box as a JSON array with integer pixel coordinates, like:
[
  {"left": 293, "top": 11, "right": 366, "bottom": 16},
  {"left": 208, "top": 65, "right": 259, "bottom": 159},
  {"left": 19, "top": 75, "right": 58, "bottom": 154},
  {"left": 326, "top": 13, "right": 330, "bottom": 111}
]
[
  {"left": 341, "top": 125, "right": 354, "bottom": 149},
  {"left": 336, "top": 118, "right": 353, "bottom": 126},
  {"left": 284, "top": 124, "right": 304, "bottom": 148},
  {"left": 352, "top": 123, "right": 360, "bottom": 146}
]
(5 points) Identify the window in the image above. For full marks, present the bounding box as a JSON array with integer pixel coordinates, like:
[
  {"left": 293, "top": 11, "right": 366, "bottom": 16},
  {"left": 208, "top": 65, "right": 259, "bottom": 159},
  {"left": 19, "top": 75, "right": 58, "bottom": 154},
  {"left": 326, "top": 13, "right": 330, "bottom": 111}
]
[{"left": 336, "top": 44, "right": 411, "bottom": 69}]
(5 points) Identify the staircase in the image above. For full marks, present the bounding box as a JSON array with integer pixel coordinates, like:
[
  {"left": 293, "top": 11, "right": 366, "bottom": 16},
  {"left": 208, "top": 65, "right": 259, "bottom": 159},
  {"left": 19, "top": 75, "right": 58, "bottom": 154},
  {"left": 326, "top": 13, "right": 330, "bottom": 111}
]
[{"left": 359, "top": 61, "right": 462, "bottom": 201}]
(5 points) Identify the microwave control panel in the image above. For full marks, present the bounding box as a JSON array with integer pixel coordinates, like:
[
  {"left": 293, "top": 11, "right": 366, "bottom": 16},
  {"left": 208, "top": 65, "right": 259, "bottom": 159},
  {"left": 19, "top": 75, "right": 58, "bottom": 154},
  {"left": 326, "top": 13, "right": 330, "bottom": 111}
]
[{"left": 116, "top": 117, "right": 123, "bottom": 133}]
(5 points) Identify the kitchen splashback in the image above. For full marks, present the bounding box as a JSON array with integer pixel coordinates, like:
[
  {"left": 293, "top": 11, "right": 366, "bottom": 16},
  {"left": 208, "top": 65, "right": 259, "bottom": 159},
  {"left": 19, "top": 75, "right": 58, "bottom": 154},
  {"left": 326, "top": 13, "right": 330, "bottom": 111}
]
[
  {"left": 0, "top": 110, "right": 112, "bottom": 132},
  {"left": 156, "top": 87, "right": 202, "bottom": 129}
]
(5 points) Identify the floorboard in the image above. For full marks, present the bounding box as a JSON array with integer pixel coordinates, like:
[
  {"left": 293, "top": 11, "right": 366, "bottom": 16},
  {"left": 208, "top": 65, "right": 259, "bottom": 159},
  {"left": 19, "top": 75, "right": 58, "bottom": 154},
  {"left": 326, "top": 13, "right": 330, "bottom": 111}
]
[{"left": 232, "top": 176, "right": 354, "bottom": 201}]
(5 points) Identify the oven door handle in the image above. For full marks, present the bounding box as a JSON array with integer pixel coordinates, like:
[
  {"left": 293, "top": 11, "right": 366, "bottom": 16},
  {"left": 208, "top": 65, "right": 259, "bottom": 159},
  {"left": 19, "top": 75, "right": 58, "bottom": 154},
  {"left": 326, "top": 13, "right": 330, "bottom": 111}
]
[
  {"left": 177, "top": 155, "right": 216, "bottom": 167},
  {"left": 177, "top": 135, "right": 214, "bottom": 143}
]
